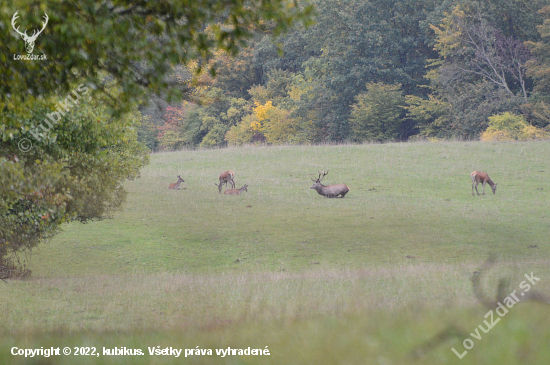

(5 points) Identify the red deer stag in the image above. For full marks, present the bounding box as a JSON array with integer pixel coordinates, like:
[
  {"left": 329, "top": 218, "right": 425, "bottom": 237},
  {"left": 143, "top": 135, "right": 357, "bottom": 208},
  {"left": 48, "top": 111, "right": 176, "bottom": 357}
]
[
  {"left": 471, "top": 171, "right": 497, "bottom": 196},
  {"left": 215, "top": 170, "right": 235, "bottom": 193},
  {"left": 310, "top": 170, "right": 349, "bottom": 198},
  {"left": 224, "top": 184, "right": 249, "bottom": 195},
  {"left": 168, "top": 175, "right": 185, "bottom": 189}
]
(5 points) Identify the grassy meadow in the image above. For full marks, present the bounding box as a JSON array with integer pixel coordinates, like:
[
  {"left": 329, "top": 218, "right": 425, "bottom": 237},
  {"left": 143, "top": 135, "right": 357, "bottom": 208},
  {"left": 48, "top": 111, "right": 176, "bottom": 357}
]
[{"left": 1, "top": 141, "right": 550, "bottom": 364}]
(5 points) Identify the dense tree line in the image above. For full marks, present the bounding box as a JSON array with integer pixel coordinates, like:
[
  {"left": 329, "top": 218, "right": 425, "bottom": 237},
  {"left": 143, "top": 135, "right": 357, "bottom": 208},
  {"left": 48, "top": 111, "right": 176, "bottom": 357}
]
[{"left": 142, "top": 0, "right": 550, "bottom": 149}]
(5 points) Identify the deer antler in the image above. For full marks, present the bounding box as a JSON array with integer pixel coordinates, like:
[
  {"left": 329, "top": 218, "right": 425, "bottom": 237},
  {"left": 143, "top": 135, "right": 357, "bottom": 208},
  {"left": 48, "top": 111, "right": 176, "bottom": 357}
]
[
  {"left": 29, "top": 13, "right": 48, "bottom": 40},
  {"left": 11, "top": 11, "right": 48, "bottom": 41},
  {"left": 312, "top": 170, "right": 329, "bottom": 183},
  {"left": 11, "top": 11, "right": 27, "bottom": 38}
]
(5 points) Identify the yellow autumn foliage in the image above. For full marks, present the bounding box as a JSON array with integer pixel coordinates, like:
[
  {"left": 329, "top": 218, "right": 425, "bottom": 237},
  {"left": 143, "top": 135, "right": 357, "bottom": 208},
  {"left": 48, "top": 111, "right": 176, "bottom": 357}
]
[
  {"left": 225, "top": 114, "right": 258, "bottom": 146},
  {"left": 253, "top": 100, "right": 274, "bottom": 122},
  {"left": 225, "top": 100, "right": 312, "bottom": 145},
  {"left": 481, "top": 112, "right": 550, "bottom": 141},
  {"left": 480, "top": 129, "right": 515, "bottom": 142}
]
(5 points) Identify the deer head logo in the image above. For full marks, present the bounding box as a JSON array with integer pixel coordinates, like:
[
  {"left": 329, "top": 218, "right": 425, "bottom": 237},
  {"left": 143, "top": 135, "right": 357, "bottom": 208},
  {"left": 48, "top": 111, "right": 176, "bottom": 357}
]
[{"left": 11, "top": 11, "right": 48, "bottom": 54}]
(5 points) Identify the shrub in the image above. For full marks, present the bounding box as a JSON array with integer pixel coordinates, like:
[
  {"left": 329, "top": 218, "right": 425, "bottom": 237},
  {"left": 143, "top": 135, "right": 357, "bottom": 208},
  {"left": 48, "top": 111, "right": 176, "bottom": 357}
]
[
  {"left": 225, "top": 114, "right": 259, "bottom": 146},
  {"left": 481, "top": 112, "right": 550, "bottom": 141},
  {"left": 350, "top": 83, "right": 406, "bottom": 142}
]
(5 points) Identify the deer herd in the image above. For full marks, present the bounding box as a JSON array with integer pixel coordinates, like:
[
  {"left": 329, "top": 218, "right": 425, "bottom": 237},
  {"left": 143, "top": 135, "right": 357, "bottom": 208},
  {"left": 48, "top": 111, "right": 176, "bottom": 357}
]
[{"left": 168, "top": 170, "right": 498, "bottom": 198}]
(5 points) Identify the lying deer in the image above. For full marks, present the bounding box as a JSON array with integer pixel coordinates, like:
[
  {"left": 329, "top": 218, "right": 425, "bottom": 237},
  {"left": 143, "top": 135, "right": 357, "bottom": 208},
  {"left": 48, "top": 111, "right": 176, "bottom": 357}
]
[
  {"left": 471, "top": 171, "right": 497, "bottom": 196},
  {"left": 224, "top": 184, "right": 248, "bottom": 195},
  {"left": 215, "top": 170, "right": 235, "bottom": 193},
  {"left": 168, "top": 175, "right": 185, "bottom": 189},
  {"left": 310, "top": 170, "right": 349, "bottom": 198}
]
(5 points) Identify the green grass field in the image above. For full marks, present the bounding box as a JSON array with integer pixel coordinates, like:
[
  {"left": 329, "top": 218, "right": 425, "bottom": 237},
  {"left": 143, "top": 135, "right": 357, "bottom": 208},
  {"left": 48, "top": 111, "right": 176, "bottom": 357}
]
[{"left": 2, "top": 141, "right": 549, "bottom": 364}]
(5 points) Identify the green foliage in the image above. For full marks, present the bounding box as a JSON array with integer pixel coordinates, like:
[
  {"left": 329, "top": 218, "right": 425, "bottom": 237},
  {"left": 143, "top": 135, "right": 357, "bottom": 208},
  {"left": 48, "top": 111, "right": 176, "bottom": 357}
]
[
  {"left": 0, "top": 0, "right": 314, "bottom": 117},
  {"left": 442, "top": 82, "right": 524, "bottom": 139},
  {"left": 225, "top": 114, "right": 258, "bottom": 146},
  {"left": 424, "top": 1, "right": 550, "bottom": 138},
  {"left": 292, "top": 0, "right": 438, "bottom": 139},
  {"left": 137, "top": 116, "right": 160, "bottom": 151},
  {"left": 170, "top": 0, "right": 442, "bottom": 143},
  {"left": 260, "top": 105, "right": 297, "bottom": 144},
  {"left": 247, "top": 85, "right": 271, "bottom": 105},
  {"left": 221, "top": 98, "right": 252, "bottom": 126},
  {"left": 464, "top": 0, "right": 548, "bottom": 40},
  {"left": 200, "top": 123, "right": 230, "bottom": 147},
  {"left": 128, "top": 0, "right": 550, "bottom": 144},
  {"left": 522, "top": 100, "right": 550, "bottom": 129},
  {"left": 527, "top": 7, "right": 550, "bottom": 98},
  {"left": 157, "top": 104, "right": 193, "bottom": 150},
  {"left": 0, "top": 87, "right": 149, "bottom": 271},
  {"left": 264, "top": 69, "right": 295, "bottom": 104},
  {"left": 350, "top": 83, "right": 407, "bottom": 142},
  {"left": 430, "top": 4, "right": 531, "bottom": 100},
  {"left": 157, "top": 130, "right": 185, "bottom": 150},
  {"left": 155, "top": 91, "right": 256, "bottom": 149},
  {"left": 405, "top": 94, "right": 450, "bottom": 138},
  {"left": 187, "top": 68, "right": 312, "bottom": 146},
  {"left": 208, "top": 48, "right": 262, "bottom": 99}
]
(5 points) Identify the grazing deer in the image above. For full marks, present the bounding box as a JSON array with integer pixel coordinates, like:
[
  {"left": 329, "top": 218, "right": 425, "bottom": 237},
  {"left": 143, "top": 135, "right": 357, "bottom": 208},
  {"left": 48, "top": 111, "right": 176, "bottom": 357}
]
[
  {"left": 310, "top": 170, "right": 349, "bottom": 198},
  {"left": 168, "top": 175, "right": 185, "bottom": 190},
  {"left": 224, "top": 184, "right": 248, "bottom": 195},
  {"left": 471, "top": 171, "right": 497, "bottom": 196},
  {"left": 215, "top": 170, "right": 235, "bottom": 193}
]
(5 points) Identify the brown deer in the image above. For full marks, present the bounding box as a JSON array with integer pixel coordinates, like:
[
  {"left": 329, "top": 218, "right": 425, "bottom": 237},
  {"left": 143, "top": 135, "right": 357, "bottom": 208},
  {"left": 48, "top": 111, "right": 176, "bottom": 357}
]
[
  {"left": 224, "top": 184, "right": 248, "bottom": 195},
  {"left": 471, "top": 171, "right": 497, "bottom": 196},
  {"left": 168, "top": 175, "right": 185, "bottom": 189},
  {"left": 310, "top": 170, "right": 349, "bottom": 198},
  {"left": 215, "top": 170, "right": 235, "bottom": 193}
]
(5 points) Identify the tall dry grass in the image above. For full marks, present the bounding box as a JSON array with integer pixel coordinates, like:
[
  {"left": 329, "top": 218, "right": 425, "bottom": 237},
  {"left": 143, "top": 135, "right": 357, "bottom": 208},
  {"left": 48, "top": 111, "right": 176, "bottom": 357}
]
[{"left": 3, "top": 260, "right": 548, "bottom": 334}]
